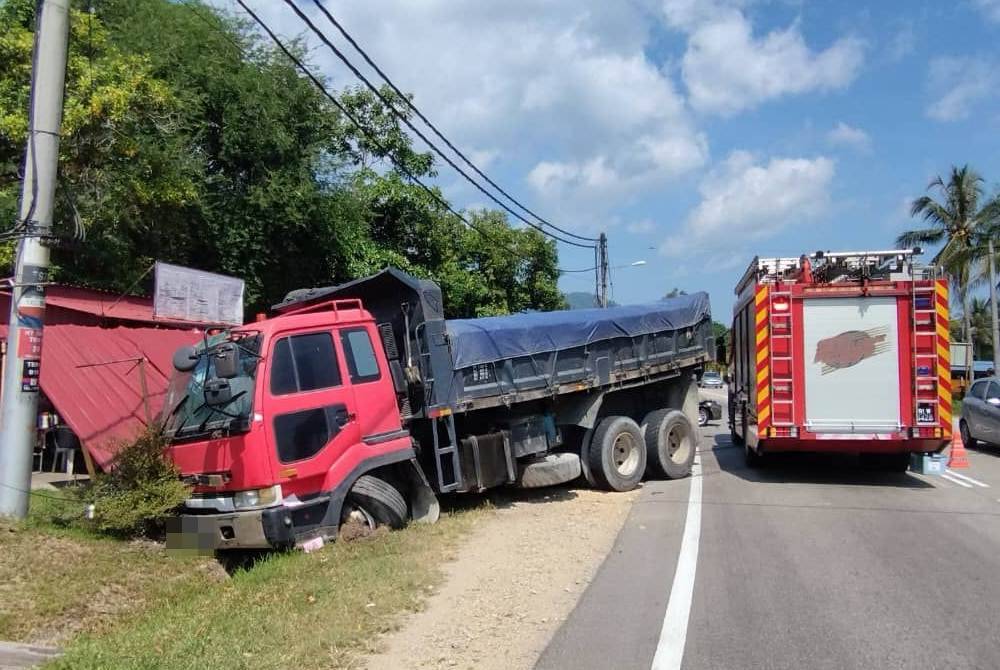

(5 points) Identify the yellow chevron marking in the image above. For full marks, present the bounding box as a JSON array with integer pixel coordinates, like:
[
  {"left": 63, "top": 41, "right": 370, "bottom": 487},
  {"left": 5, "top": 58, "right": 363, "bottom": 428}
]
[
  {"left": 756, "top": 308, "right": 768, "bottom": 326},
  {"left": 937, "top": 344, "right": 950, "bottom": 361},
  {"left": 757, "top": 387, "right": 769, "bottom": 406},
  {"left": 756, "top": 325, "right": 768, "bottom": 345},
  {"left": 756, "top": 346, "right": 769, "bottom": 365},
  {"left": 757, "top": 405, "right": 770, "bottom": 424},
  {"left": 755, "top": 287, "right": 767, "bottom": 305}
]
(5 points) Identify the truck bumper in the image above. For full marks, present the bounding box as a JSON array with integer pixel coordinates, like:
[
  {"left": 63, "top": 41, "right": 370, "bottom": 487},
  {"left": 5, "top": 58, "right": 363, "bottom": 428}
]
[
  {"left": 759, "top": 437, "right": 948, "bottom": 454},
  {"left": 167, "top": 506, "right": 298, "bottom": 551}
]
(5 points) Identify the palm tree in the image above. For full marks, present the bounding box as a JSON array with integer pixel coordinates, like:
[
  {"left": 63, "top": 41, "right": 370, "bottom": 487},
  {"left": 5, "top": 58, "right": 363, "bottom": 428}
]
[{"left": 896, "top": 165, "right": 1000, "bottom": 378}]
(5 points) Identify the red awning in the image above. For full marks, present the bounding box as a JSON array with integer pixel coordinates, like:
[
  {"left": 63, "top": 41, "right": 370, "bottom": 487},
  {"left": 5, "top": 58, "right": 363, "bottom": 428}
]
[{"left": 31, "top": 324, "right": 201, "bottom": 469}]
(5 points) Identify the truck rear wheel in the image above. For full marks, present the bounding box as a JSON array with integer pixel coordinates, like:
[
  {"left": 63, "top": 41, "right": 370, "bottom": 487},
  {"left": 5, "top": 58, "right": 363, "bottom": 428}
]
[
  {"left": 588, "top": 416, "right": 646, "bottom": 491},
  {"left": 342, "top": 475, "right": 408, "bottom": 530},
  {"left": 643, "top": 409, "right": 696, "bottom": 479}
]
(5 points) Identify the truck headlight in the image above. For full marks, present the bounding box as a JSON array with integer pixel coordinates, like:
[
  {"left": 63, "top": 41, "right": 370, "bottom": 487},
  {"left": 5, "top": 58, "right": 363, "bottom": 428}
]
[{"left": 233, "top": 485, "right": 282, "bottom": 509}]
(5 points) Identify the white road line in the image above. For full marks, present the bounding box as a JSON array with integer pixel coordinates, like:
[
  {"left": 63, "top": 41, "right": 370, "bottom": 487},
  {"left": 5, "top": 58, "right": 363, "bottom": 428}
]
[
  {"left": 651, "top": 453, "right": 703, "bottom": 670},
  {"left": 941, "top": 472, "right": 974, "bottom": 488},
  {"left": 944, "top": 469, "right": 989, "bottom": 488}
]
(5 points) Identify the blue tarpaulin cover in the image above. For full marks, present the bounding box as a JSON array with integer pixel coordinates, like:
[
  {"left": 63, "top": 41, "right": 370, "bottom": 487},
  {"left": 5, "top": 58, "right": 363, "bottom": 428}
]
[{"left": 446, "top": 292, "right": 711, "bottom": 369}]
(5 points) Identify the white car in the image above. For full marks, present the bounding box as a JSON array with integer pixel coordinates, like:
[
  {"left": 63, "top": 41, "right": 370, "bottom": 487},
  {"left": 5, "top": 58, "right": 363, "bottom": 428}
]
[{"left": 699, "top": 371, "right": 724, "bottom": 389}]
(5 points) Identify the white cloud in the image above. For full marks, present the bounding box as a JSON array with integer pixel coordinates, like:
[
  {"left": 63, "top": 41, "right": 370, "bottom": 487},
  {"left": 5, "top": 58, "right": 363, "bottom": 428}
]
[
  {"left": 973, "top": 0, "right": 1000, "bottom": 23},
  {"left": 886, "top": 21, "right": 915, "bottom": 62},
  {"left": 661, "top": 151, "right": 835, "bottom": 256},
  {"left": 826, "top": 122, "right": 872, "bottom": 152},
  {"left": 661, "top": 1, "right": 866, "bottom": 116},
  {"left": 926, "top": 56, "right": 996, "bottom": 122},
  {"left": 627, "top": 219, "right": 656, "bottom": 235}
]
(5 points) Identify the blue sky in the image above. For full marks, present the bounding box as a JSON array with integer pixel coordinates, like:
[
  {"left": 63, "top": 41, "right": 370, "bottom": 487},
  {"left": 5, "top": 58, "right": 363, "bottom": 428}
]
[{"left": 246, "top": 0, "right": 1000, "bottom": 320}]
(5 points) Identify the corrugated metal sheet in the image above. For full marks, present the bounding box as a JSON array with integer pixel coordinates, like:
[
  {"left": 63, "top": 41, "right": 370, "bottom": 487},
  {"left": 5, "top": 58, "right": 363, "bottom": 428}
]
[
  {"left": 3, "top": 324, "right": 201, "bottom": 469},
  {"left": 1, "top": 286, "right": 200, "bottom": 326}
]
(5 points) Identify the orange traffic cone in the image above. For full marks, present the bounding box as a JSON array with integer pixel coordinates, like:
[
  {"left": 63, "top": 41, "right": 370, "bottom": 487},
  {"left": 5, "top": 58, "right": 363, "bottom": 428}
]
[{"left": 947, "top": 429, "right": 970, "bottom": 469}]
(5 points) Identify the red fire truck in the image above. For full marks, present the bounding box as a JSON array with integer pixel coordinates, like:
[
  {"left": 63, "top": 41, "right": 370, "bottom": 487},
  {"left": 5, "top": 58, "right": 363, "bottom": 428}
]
[{"left": 729, "top": 249, "right": 951, "bottom": 468}]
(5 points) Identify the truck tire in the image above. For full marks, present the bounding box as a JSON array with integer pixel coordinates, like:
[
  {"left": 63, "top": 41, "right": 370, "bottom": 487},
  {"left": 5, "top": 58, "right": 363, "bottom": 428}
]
[
  {"left": 517, "top": 453, "right": 582, "bottom": 488},
  {"left": 588, "top": 416, "right": 646, "bottom": 492},
  {"left": 643, "top": 409, "right": 696, "bottom": 480},
  {"left": 342, "top": 475, "right": 408, "bottom": 530},
  {"left": 745, "top": 442, "right": 765, "bottom": 468},
  {"left": 578, "top": 428, "right": 598, "bottom": 487}
]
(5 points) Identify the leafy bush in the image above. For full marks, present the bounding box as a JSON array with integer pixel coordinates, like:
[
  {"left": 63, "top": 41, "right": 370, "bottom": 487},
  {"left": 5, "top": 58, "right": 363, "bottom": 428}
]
[{"left": 81, "top": 425, "right": 191, "bottom": 538}]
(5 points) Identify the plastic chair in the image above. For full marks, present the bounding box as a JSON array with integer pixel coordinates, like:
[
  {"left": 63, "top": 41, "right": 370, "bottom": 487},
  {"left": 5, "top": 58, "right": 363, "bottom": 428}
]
[
  {"left": 32, "top": 434, "right": 45, "bottom": 473},
  {"left": 48, "top": 425, "right": 81, "bottom": 476}
]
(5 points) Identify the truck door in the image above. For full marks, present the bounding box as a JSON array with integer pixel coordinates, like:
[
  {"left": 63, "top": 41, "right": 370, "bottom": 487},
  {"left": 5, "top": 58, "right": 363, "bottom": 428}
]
[
  {"left": 338, "top": 325, "right": 404, "bottom": 440},
  {"left": 263, "top": 330, "right": 360, "bottom": 498}
]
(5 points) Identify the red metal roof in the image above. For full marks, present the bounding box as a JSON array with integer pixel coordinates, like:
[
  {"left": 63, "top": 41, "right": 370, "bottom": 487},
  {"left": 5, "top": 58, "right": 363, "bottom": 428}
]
[
  {"left": 27, "top": 324, "right": 201, "bottom": 469},
  {"left": 0, "top": 285, "right": 207, "bottom": 327}
]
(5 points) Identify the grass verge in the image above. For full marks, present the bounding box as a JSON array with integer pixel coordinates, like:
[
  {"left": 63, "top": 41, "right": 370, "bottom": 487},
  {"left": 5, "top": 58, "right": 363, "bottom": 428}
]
[{"left": 1, "top": 492, "right": 489, "bottom": 669}]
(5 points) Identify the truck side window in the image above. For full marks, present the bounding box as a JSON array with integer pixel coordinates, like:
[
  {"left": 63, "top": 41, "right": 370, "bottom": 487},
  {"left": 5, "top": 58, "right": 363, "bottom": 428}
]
[
  {"left": 270, "top": 332, "right": 341, "bottom": 395},
  {"left": 340, "top": 328, "right": 381, "bottom": 383}
]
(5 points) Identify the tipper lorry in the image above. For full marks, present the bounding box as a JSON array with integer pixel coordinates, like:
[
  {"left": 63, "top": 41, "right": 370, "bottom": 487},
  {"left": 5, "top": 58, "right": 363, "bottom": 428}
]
[
  {"left": 729, "top": 249, "right": 951, "bottom": 468},
  {"left": 164, "top": 268, "right": 715, "bottom": 550}
]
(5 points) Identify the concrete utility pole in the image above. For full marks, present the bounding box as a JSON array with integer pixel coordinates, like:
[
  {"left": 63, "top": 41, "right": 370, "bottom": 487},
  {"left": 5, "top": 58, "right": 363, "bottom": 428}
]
[
  {"left": 0, "top": 0, "right": 71, "bottom": 520},
  {"left": 597, "top": 232, "right": 609, "bottom": 308},
  {"left": 989, "top": 237, "right": 1000, "bottom": 374}
]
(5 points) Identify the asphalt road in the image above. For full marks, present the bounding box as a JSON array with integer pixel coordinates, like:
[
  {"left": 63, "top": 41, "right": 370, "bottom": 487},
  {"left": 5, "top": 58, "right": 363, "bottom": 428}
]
[{"left": 537, "top": 389, "right": 1000, "bottom": 670}]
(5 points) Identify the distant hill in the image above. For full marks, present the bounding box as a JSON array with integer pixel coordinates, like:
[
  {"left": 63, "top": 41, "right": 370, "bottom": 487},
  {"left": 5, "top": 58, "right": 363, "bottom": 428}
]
[{"left": 563, "top": 292, "right": 618, "bottom": 309}]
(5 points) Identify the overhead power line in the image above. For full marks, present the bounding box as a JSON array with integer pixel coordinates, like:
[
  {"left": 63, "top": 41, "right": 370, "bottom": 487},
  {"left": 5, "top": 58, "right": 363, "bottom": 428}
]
[
  {"left": 229, "top": 0, "right": 559, "bottom": 267},
  {"left": 305, "top": 0, "right": 598, "bottom": 244},
  {"left": 279, "top": 0, "right": 595, "bottom": 250}
]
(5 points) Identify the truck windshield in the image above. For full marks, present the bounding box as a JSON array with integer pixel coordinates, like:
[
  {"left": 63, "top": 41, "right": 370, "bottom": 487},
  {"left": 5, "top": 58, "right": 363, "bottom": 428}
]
[{"left": 162, "top": 333, "right": 262, "bottom": 441}]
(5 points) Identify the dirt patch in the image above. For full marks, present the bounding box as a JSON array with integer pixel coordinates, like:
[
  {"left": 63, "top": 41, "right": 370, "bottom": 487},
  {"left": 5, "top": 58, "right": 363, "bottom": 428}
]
[{"left": 364, "top": 485, "right": 638, "bottom": 670}]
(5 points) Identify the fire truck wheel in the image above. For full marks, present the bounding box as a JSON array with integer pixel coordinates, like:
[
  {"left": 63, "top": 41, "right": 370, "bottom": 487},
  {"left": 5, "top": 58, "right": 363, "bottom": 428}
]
[
  {"left": 588, "top": 416, "right": 646, "bottom": 491},
  {"left": 342, "top": 475, "right": 408, "bottom": 530},
  {"left": 643, "top": 409, "right": 695, "bottom": 480},
  {"left": 744, "top": 443, "right": 766, "bottom": 468}
]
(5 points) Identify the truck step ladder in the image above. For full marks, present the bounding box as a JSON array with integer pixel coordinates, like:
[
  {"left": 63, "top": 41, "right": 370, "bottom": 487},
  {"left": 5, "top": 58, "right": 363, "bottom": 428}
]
[
  {"left": 431, "top": 414, "right": 462, "bottom": 493},
  {"left": 768, "top": 286, "right": 796, "bottom": 428},
  {"left": 910, "top": 270, "right": 941, "bottom": 427}
]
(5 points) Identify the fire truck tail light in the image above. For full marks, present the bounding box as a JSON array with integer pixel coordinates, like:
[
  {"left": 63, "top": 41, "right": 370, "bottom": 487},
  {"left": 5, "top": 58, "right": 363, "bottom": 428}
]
[{"left": 773, "top": 300, "right": 790, "bottom": 312}]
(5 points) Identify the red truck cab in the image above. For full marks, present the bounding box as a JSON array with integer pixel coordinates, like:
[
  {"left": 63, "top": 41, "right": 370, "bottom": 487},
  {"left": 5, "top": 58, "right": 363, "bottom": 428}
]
[{"left": 164, "top": 298, "right": 430, "bottom": 551}]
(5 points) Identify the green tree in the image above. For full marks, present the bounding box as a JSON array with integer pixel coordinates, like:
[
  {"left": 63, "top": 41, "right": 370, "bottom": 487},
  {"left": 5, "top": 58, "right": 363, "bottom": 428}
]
[
  {"left": 897, "top": 165, "right": 1000, "bottom": 357},
  {"left": 0, "top": 0, "right": 564, "bottom": 317}
]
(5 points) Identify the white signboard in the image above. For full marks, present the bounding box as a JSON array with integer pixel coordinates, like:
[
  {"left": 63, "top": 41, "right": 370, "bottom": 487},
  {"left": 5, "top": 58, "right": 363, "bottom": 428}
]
[
  {"left": 802, "top": 297, "right": 900, "bottom": 432},
  {"left": 153, "top": 262, "right": 244, "bottom": 326}
]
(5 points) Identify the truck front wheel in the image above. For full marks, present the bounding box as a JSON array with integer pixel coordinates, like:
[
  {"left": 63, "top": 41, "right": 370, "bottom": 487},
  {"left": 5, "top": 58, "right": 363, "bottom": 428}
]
[
  {"left": 588, "top": 416, "right": 646, "bottom": 492},
  {"left": 342, "top": 475, "right": 408, "bottom": 531},
  {"left": 643, "top": 409, "right": 696, "bottom": 480}
]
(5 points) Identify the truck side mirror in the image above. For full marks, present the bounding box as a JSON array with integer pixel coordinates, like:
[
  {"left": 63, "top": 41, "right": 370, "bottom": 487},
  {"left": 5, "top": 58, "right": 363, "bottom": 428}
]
[
  {"left": 214, "top": 342, "right": 240, "bottom": 379},
  {"left": 204, "top": 378, "right": 233, "bottom": 406},
  {"left": 173, "top": 345, "right": 199, "bottom": 372}
]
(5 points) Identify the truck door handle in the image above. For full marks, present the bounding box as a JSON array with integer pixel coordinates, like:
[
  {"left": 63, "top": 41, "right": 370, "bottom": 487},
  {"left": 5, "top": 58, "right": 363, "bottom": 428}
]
[{"left": 334, "top": 409, "right": 354, "bottom": 427}]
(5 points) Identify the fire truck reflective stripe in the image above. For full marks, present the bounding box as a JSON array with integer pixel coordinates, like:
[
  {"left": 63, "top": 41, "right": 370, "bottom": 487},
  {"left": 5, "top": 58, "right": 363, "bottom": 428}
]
[
  {"left": 935, "top": 279, "right": 951, "bottom": 436},
  {"left": 757, "top": 404, "right": 770, "bottom": 425},
  {"left": 756, "top": 346, "right": 769, "bottom": 365},
  {"left": 755, "top": 285, "right": 770, "bottom": 436}
]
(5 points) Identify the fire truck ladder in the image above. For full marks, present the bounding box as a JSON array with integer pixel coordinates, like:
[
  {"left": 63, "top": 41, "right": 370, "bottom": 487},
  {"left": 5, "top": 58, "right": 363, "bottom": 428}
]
[
  {"left": 768, "top": 286, "right": 795, "bottom": 428},
  {"left": 910, "top": 267, "right": 940, "bottom": 426}
]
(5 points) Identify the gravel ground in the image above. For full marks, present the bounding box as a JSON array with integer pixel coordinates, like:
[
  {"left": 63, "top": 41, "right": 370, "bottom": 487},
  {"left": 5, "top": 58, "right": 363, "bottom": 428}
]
[{"left": 364, "top": 485, "right": 638, "bottom": 670}]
